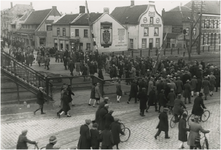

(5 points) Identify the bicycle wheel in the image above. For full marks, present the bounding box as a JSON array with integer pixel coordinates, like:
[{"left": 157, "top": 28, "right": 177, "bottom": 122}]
[
  {"left": 201, "top": 110, "right": 210, "bottom": 122},
  {"left": 170, "top": 116, "right": 176, "bottom": 128},
  {"left": 202, "top": 139, "right": 209, "bottom": 149},
  {"left": 120, "top": 123, "right": 125, "bottom": 132},
  {"left": 187, "top": 114, "right": 194, "bottom": 126},
  {"left": 120, "top": 127, "right": 131, "bottom": 142}
]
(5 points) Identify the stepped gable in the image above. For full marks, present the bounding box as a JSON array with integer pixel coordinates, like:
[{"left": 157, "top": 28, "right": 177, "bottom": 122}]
[{"left": 111, "top": 5, "right": 148, "bottom": 25}]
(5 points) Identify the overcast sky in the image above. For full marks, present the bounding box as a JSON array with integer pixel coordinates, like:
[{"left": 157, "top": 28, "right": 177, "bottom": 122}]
[{"left": 1, "top": 0, "right": 190, "bottom": 15}]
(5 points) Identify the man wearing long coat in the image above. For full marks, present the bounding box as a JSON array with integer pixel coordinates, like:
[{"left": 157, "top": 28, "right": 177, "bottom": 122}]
[
  {"left": 110, "top": 119, "right": 124, "bottom": 149},
  {"left": 127, "top": 80, "right": 138, "bottom": 104},
  {"left": 202, "top": 77, "right": 210, "bottom": 100},
  {"left": 175, "top": 77, "right": 183, "bottom": 95},
  {"left": 99, "top": 104, "right": 109, "bottom": 131},
  {"left": 183, "top": 80, "right": 191, "bottom": 104},
  {"left": 154, "top": 108, "right": 170, "bottom": 139},
  {"left": 34, "top": 87, "right": 45, "bottom": 115},
  {"left": 191, "top": 93, "right": 206, "bottom": 118},
  {"left": 78, "top": 120, "right": 91, "bottom": 149},
  {"left": 137, "top": 88, "right": 148, "bottom": 116},
  {"left": 178, "top": 113, "right": 190, "bottom": 149},
  {"left": 190, "top": 76, "right": 198, "bottom": 97},
  {"left": 104, "top": 110, "right": 114, "bottom": 130}
]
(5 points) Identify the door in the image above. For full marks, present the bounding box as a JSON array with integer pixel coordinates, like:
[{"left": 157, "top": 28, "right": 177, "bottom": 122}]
[{"left": 149, "top": 38, "right": 153, "bottom": 49}]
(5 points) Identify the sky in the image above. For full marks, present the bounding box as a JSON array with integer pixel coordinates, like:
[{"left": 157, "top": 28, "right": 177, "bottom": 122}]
[{"left": 1, "top": 0, "right": 190, "bottom": 15}]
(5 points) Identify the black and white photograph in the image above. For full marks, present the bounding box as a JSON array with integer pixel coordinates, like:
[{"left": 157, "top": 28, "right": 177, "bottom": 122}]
[{"left": 1, "top": 0, "right": 220, "bottom": 149}]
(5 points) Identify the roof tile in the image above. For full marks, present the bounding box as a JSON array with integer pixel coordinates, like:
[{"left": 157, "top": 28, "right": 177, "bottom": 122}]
[
  {"left": 71, "top": 13, "right": 102, "bottom": 25},
  {"left": 23, "top": 9, "right": 51, "bottom": 24},
  {"left": 54, "top": 14, "right": 79, "bottom": 25}
]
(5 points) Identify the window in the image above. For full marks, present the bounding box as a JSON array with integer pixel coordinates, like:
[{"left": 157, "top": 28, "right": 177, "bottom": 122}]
[
  {"left": 215, "top": 20, "right": 218, "bottom": 28},
  {"left": 63, "top": 28, "right": 66, "bottom": 36},
  {"left": 144, "top": 27, "right": 149, "bottom": 36},
  {"left": 210, "top": 20, "right": 213, "bottom": 28},
  {"left": 84, "top": 29, "right": 88, "bottom": 37},
  {"left": 47, "top": 25, "right": 52, "bottom": 31},
  {"left": 155, "top": 38, "right": 160, "bottom": 48},
  {"left": 130, "top": 39, "right": 133, "bottom": 49},
  {"left": 75, "top": 29, "right": 79, "bottom": 37},
  {"left": 150, "top": 17, "right": 153, "bottom": 24},
  {"left": 57, "top": 28, "right": 60, "bottom": 36},
  {"left": 205, "top": 20, "right": 210, "bottom": 28},
  {"left": 86, "top": 43, "right": 91, "bottom": 50},
  {"left": 154, "top": 27, "right": 159, "bottom": 36},
  {"left": 142, "top": 38, "right": 147, "bottom": 49},
  {"left": 201, "top": 20, "right": 205, "bottom": 28}
]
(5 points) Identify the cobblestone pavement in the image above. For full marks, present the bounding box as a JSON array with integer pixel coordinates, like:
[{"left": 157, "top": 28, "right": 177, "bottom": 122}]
[{"left": 1, "top": 91, "right": 220, "bottom": 149}]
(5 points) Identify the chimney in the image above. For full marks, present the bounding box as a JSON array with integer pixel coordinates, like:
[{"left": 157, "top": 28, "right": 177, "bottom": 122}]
[
  {"left": 10, "top": 2, "right": 13, "bottom": 8},
  {"left": 162, "top": 8, "right": 165, "bottom": 17},
  {"left": 103, "top": 7, "right": 109, "bottom": 14},
  {"left": 131, "top": 0, "right": 134, "bottom": 6},
  {"left": 79, "top": 6, "right": 85, "bottom": 13}
]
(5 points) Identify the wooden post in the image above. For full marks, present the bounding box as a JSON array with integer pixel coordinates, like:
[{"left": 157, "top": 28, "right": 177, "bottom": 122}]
[{"left": 16, "top": 83, "right": 20, "bottom": 104}]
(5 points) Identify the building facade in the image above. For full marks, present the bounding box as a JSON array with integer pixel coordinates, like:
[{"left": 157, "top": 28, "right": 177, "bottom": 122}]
[{"left": 111, "top": 0, "right": 163, "bottom": 51}]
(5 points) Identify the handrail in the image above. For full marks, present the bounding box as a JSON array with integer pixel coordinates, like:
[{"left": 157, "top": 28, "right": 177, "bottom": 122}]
[{"left": 1, "top": 51, "right": 45, "bottom": 78}]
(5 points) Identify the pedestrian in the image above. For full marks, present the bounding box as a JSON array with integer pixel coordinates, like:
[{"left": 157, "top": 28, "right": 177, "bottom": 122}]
[
  {"left": 94, "top": 82, "right": 103, "bottom": 107},
  {"left": 67, "top": 85, "right": 75, "bottom": 107},
  {"left": 137, "top": 87, "right": 148, "bottom": 116},
  {"left": 187, "top": 116, "right": 210, "bottom": 149},
  {"left": 34, "top": 87, "right": 46, "bottom": 115},
  {"left": 175, "top": 77, "right": 183, "bottom": 95},
  {"left": 209, "top": 72, "right": 216, "bottom": 96},
  {"left": 45, "top": 54, "right": 50, "bottom": 70},
  {"left": 178, "top": 113, "right": 190, "bottom": 149},
  {"left": 68, "top": 59, "right": 75, "bottom": 76},
  {"left": 99, "top": 104, "right": 109, "bottom": 131},
  {"left": 146, "top": 86, "right": 158, "bottom": 112},
  {"left": 98, "top": 67, "right": 104, "bottom": 80},
  {"left": 104, "top": 110, "right": 114, "bottom": 130},
  {"left": 183, "top": 80, "right": 191, "bottom": 104},
  {"left": 57, "top": 90, "right": 71, "bottom": 117},
  {"left": 16, "top": 130, "right": 37, "bottom": 149},
  {"left": 158, "top": 89, "right": 167, "bottom": 113},
  {"left": 127, "top": 79, "right": 138, "bottom": 104},
  {"left": 202, "top": 77, "right": 210, "bottom": 100},
  {"left": 110, "top": 118, "right": 124, "bottom": 149},
  {"left": 190, "top": 76, "right": 198, "bottom": 97},
  {"left": 100, "top": 125, "right": 114, "bottom": 149},
  {"left": 154, "top": 107, "right": 170, "bottom": 139},
  {"left": 89, "top": 83, "right": 96, "bottom": 106},
  {"left": 191, "top": 93, "right": 206, "bottom": 121},
  {"left": 95, "top": 97, "right": 109, "bottom": 126},
  {"left": 36, "top": 52, "right": 41, "bottom": 66},
  {"left": 90, "top": 123, "right": 100, "bottom": 149},
  {"left": 116, "top": 80, "right": 122, "bottom": 103},
  {"left": 45, "top": 136, "right": 60, "bottom": 149},
  {"left": 167, "top": 88, "right": 176, "bottom": 114},
  {"left": 77, "top": 119, "right": 92, "bottom": 149}
]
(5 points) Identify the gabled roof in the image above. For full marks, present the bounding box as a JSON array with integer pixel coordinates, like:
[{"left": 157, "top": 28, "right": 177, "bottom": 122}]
[
  {"left": 54, "top": 14, "right": 79, "bottom": 25},
  {"left": 23, "top": 9, "right": 51, "bottom": 24},
  {"left": 184, "top": 1, "right": 220, "bottom": 15},
  {"left": 111, "top": 5, "right": 148, "bottom": 25},
  {"left": 168, "top": 6, "right": 191, "bottom": 12},
  {"left": 71, "top": 13, "right": 102, "bottom": 26}
]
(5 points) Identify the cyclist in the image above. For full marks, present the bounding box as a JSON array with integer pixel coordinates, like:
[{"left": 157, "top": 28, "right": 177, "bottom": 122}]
[
  {"left": 187, "top": 116, "right": 210, "bottom": 149},
  {"left": 173, "top": 94, "right": 186, "bottom": 123},
  {"left": 191, "top": 93, "right": 206, "bottom": 121}
]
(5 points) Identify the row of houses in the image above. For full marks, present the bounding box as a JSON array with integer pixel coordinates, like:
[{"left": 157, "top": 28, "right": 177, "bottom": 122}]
[{"left": 1, "top": 0, "right": 220, "bottom": 53}]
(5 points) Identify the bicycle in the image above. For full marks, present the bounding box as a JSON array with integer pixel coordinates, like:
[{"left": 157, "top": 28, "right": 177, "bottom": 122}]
[
  {"left": 193, "top": 133, "right": 209, "bottom": 149},
  {"left": 187, "top": 109, "right": 210, "bottom": 126},
  {"left": 119, "top": 120, "right": 131, "bottom": 142},
  {"left": 170, "top": 109, "right": 188, "bottom": 128}
]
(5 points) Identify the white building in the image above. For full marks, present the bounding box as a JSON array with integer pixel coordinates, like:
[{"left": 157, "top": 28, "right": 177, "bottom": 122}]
[{"left": 111, "top": 0, "right": 163, "bottom": 50}]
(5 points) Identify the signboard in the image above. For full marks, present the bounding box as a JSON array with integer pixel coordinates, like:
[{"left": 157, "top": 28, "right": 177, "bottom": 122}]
[
  {"left": 100, "top": 22, "right": 112, "bottom": 48},
  {"left": 141, "top": 24, "right": 161, "bottom": 27}
]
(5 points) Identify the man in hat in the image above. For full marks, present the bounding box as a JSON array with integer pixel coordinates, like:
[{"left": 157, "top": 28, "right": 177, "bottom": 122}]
[
  {"left": 187, "top": 115, "right": 210, "bottom": 149},
  {"left": 190, "top": 76, "right": 198, "bottom": 97},
  {"left": 183, "top": 80, "right": 191, "bottom": 104},
  {"left": 99, "top": 104, "right": 109, "bottom": 131},
  {"left": 137, "top": 87, "right": 148, "bottom": 116},
  {"left": 178, "top": 113, "right": 190, "bottom": 149},
  {"left": 90, "top": 123, "right": 100, "bottom": 149},
  {"left": 45, "top": 136, "right": 60, "bottom": 149},
  {"left": 77, "top": 119, "right": 92, "bottom": 149},
  {"left": 111, "top": 118, "right": 124, "bottom": 149},
  {"left": 16, "top": 130, "right": 37, "bottom": 149},
  {"left": 154, "top": 107, "right": 170, "bottom": 139},
  {"left": 105, "top": 110, "right": 114, "bottom": 129},
  {"left": 95, "top": 97, "right": 109, "bottom": 125},
  {"left": 34, "top": 87, "right": 46, "bottom": 115},
  {"left": 191, "top": 93, "right": 206, "bottom": 121},
  {"left": 202, "top": 77, "right": 211, "bottom": 100}
]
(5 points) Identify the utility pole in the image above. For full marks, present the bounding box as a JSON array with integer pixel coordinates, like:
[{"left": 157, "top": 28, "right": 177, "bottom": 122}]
[
  {"left": 197, "top": 0, "right": 203, "bottom": 55},
  {"left": 188, "top": 0, "right": 194, "bottom": 61}
]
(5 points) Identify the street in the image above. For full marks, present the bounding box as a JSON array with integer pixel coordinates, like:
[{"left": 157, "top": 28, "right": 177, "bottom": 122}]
[{"left": 1, "top": 91, "right": 220, "bottom": 149}]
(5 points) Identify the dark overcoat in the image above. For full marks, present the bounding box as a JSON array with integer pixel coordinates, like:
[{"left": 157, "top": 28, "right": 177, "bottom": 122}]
[
  {"left": 156, "top": 112, "right": 169, "bottom": 132},
  {"left": 77, "top": 124, "right": 91, "bottom": 149},
  {"left": 110, "top": 121, "right": 124, "bottom": 145},
  {"left": 36, "top": 90, "right": 44, "bottom": 105},
  {"left": 167, "top": 92, "right": 176, "bottom": 107},
  {"left": 148, "top": 89, "right": 157, "bottom": 106},
  {"left": 173, "top": 99, "right": 186, "bottom": 115},
  {"left": 90, "top": 85, "right": 96, "bottom": 99},
  {"left": 129, "top": 82, "right": 138, "bottom": 97},
  {"left": 116, "top": 83, "right": 122, "bottom": 96},
  {"left": 178, "top": 118, "right": 189, "bottom": 142},
  {"left": 202, "top": 79, "right": 210, "bottom": 95},
  {"left": 100, "top": 130, "right": 114, "bottom": 149},
  {"left": 138, "top": 91, "right": 148, "bottom": 110},
  {"left": 104, "top": 113, "right": 114, "bottom": 129},
  {"left": 191, "top": 96, "right": 206, "bottom": 116},
  {"left": 158, "top": 92, "right": 167, "bottom": 107},
  {"left": 183, "top": 83, "right": 191, "bottom": 98},
  {"left": 90, "top": 129, "right": 100, "bottom": 149},
  {"left": 99, "top": 107, "right": 108, "bottom": 131},
  {"left": 95, "top": 101, "right": 106, "bottom": 123},
  {"left": 62, "top": 94, "right": 70, "bottom": 112},
  {"left": 16, "top": 134, "right": 36, "bottom": 149},
  {"left": 175, "top": 79, "right": 183, "bottom": 94}
]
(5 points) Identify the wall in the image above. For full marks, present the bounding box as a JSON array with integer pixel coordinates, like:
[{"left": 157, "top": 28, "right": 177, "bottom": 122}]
[
  {"left": 138, "top": 4, "right": 163, "bottom": 49},
  {"left": 93, "top": 13, "right": 128, "bottom": 52},
  {"left": 128, "top": 25, "right": 139, "bottom": 49}
]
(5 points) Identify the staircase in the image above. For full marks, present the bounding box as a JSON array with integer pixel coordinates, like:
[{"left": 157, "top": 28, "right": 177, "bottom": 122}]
[{"left": 1, "top": 51, "right": 53, "bottom": 103}]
